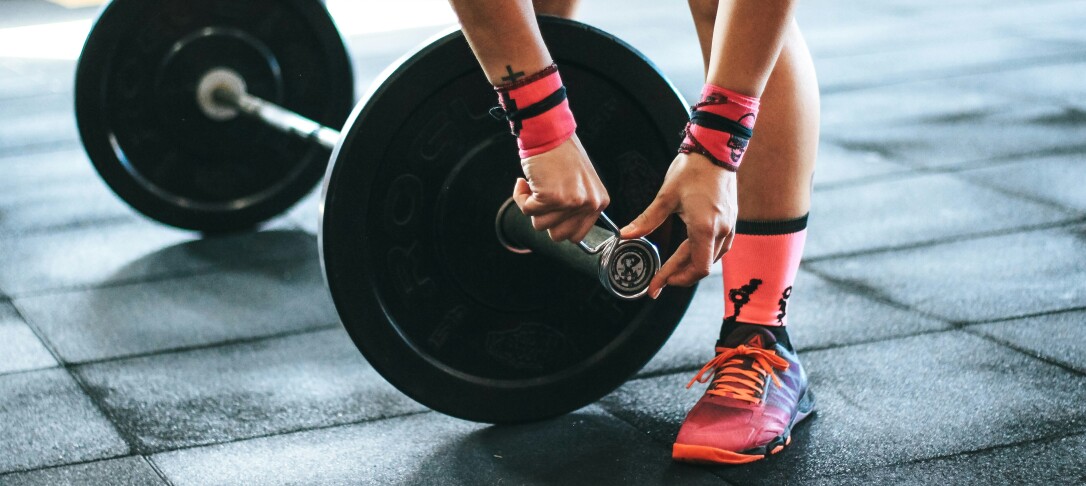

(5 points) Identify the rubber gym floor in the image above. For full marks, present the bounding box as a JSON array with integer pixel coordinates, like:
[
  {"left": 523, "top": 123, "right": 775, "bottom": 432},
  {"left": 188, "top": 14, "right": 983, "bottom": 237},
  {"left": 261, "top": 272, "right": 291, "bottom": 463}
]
[{"left": 1, "top": 0, "right": 1084, "bottom": 484}]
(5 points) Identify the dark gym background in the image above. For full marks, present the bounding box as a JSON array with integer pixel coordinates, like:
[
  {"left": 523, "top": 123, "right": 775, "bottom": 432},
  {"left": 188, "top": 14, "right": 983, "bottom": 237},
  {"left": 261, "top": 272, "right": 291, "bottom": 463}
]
[{"left": 1, "top": 0, "right": 1084, "bottom": 484}]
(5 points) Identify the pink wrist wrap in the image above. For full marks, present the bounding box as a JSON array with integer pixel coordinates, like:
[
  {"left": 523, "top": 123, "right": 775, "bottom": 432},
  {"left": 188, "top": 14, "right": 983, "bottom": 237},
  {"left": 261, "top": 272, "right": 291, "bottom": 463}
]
[
  {"left": 491, "top": 64, "right": 577, "bottom": 158},
  {"left": 679, "top": 84, "right": 760, "bottom": 171}
]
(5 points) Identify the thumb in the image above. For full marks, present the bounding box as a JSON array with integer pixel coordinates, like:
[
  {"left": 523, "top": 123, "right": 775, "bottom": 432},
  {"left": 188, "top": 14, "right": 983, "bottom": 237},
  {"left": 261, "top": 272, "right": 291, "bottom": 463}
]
[
  {"left": 620, "top": 197, "right": 673, "bottom": 239},
  {"left": 512, "top": 178, "right": 532, "bottom": 210}
]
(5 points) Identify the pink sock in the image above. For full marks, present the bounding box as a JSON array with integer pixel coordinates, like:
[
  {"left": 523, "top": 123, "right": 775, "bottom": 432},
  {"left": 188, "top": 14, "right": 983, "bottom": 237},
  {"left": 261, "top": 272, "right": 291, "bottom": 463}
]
[{"left": 722, "top": 215, "right": 808, "bottom": 326}]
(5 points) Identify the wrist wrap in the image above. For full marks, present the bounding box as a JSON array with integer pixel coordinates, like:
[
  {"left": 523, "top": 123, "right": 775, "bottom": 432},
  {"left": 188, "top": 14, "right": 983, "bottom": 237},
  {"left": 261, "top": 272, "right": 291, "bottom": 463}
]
[
  {"left": 679, "top": 84, "right": 761, "bottom": 171},
  {"left": 490, "top": 64, "right": 577, "bottom": 158}
]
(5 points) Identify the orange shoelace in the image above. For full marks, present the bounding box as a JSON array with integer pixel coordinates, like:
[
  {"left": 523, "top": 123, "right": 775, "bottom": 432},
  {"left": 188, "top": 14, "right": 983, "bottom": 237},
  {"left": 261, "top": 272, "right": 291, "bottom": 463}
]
[{"left": 686, "top": 345, "right": 790, "bottom": 404}]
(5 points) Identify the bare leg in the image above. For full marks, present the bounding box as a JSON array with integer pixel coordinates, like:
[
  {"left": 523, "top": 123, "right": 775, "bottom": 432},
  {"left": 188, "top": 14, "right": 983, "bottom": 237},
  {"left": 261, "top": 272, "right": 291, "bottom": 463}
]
[
  {"left": 707, "top": 0, "right": 796, "bottom": 98},
  {"left": 447, "top": 0, "right": 553, "bottom": 84},
  {"left": 736, "top": 22, "right": 819, "bottom": 220},
  {"left": 688, "top": 0, "right": 818, "bottom": 219},
  {"left": 533, "top": 0, "right": 580, "bottom": 18}
]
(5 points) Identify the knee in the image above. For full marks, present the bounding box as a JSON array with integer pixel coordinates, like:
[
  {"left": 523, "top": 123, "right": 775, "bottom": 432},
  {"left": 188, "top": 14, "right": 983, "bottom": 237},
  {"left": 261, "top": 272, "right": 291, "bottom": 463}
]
[
  {"left": 687, "top": 0, "right": 720, "bottom": 22},
  {"left": 533, "top": 0, "right": 579, "bottom": 19}
]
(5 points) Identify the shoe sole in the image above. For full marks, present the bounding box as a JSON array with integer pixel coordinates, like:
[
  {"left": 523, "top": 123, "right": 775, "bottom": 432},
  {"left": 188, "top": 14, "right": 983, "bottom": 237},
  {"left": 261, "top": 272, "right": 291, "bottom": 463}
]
[{"left": 672, "top": 389, "right": 816, "bottom": 465}]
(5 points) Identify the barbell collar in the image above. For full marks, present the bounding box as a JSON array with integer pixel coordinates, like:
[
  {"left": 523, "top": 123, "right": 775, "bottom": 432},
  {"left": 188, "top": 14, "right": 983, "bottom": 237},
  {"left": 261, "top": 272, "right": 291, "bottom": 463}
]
[{"left": 496, "top": 198, "right": 659, "bottom": 300}]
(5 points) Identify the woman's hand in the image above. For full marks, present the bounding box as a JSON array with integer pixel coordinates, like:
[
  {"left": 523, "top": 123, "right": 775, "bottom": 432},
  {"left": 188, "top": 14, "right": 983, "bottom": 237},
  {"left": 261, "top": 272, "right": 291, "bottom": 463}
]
[
  {"left": 512, "top": 134, "right": 610, "bottom": 243},
  {"left": 620, "top": 152, "right": 738, "bottom": 298}
]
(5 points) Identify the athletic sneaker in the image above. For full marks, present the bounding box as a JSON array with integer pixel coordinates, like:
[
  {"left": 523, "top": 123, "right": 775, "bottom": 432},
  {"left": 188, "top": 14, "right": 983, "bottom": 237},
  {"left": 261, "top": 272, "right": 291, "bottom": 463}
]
[{"left": 672, "top": 323, "right": 815, "bottom": 465}]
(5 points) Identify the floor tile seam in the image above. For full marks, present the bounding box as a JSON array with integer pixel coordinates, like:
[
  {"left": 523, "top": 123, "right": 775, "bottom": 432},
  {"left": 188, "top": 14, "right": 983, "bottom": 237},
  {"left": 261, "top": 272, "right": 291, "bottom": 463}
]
[
  {"left": 799, "top": 265, "right": 954, "bottom": 323},
  {"left": 0, "top": 451, "right": 137, "bottom": 478},
  {"left": 0, "top": 90, "right": 73, "bottom": 103},
  {"left": 594, "top": 405, "right": 736, "bottom": 485},
  {"left": 0, "top": 142, "right": 84, "bottom": 161},
  {"left": 66, "top": 322, "right": 340, "bottom": 369},
  {"left": 811, "top": 143, "right": 1086, "bottom": 194},
  {"left": 812, "top": 169, "right": 916, "bottom": 193},
  {"left": 809, "top": 31, "right": 1019, "bottom": 62},
  {"left": 804, "top": 428, "right": 1086, "bottom": 483},
  {"left": 947, "top": 167, "right": 1086, "bottom": 217},
  {"left": 5, "top": 250, "right": 321, "bottom": 300},
  {"left": 5, "top": 299, "right": 144, "bottom": 455},
  {"left": 0, "top": 214, "right": 136, "bottom": 241},
  {"left": 806, "top": 263, "right": 1086, "bottom": 330},
  {"left": 141, "top": 409, "right": 433, "bottom": 458},
  {"left": 820, "top": 50, "right": 1086, "bottom": 95},
  {"left": 142, "top": 455, "right": 175, "bottom": 486},
  {"left": 1011, "top": 31, "right": 1086, "bottom": 50},
  {"left": 0, "top": 139, "right": 82, "bottom": 157},
  {"left": 801, "top": 215, "right": 1086, "bottom": 265},
  {"left": 805, "top": 9, "right": 1084, "bottom": 61},
  {"left": 0, "top": 363, "right": 63, "bottom": 379},
  {"left": 957, "top": 304, "right": 1086, "bottom": 327},
  {"left": 962, "top": 328, "right": 1086, "bottom": 377}
]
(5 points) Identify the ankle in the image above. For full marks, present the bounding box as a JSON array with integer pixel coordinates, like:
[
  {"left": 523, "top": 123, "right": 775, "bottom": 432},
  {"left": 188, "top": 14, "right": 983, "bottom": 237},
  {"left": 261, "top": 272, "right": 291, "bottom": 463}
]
[{"left": 718, "top": 319, "right": 795, "bottom": 352}]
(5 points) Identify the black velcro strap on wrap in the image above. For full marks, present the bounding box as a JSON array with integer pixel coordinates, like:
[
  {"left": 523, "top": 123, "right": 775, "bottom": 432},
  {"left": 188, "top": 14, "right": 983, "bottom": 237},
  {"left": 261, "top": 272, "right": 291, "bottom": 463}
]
[
  {"left": 489, "top": 86, "right": 568, "bottom": 122},
  {"left": 690, "top": 110, "right": 753, "bottom": 139}
]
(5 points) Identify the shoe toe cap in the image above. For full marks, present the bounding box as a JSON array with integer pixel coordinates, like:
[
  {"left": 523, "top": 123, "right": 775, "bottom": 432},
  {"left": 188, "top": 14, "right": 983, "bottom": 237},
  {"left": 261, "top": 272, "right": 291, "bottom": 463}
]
[{"left": 675, "top": 402, "right": 787, "bottom": 451}]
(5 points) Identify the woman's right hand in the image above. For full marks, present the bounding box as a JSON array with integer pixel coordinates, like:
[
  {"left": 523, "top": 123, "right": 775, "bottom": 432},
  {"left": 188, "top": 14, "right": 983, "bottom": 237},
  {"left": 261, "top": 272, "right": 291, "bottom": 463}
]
[{"left": 512, "top": 134, "right": 610, "bottom": 243}]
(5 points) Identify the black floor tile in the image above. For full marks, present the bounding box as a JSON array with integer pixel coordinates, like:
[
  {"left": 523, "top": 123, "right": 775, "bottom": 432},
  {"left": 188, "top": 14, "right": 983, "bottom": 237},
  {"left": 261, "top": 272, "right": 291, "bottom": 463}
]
[
  {"left": 0, "top": 301, "right": 56, "bottom": 374},
  {"left": 960, "top": 153, "right": 1086, "bottom": 214},
  {"left": 16, "top": 257, "right": 338, "bottom": 363},
  {"left": 0, "top": 225, "right": 309, "bottom": 297},
  {"left": 152, "top": 407, "right": 724, "bottom": 486},
  {"left": 808, "top": 225, "right": 1086, "bottom": 323},
  {"left": 0, "top": 456, "right": 165, "bottom": 486},
  {"left": 828, "top": 103, "right": 1086, "bottom": 169},
  {"left": 970, "top": 309, "right": 1086, "bottom": 374},
  {"left": 74, "top": 329, "right": 425, "bottom": 453},
  {"left": 0, "top": 368, "right": 128, "bottom": 473},
  {"left": 805, "top": 172, "right": 1072, "bottom": 259},
  {"left": 803, "top": 433, "right": 1086, "bottom": 485}
]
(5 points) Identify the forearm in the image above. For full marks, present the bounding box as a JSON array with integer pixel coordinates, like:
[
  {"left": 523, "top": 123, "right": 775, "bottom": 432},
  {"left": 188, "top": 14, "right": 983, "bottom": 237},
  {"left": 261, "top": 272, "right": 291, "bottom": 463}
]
[
  {"left": 706, "top": 0, "right": 797, "bottom": 97},
  {"left": 448, "top": 0, "right": 553, "bottom": 84}
]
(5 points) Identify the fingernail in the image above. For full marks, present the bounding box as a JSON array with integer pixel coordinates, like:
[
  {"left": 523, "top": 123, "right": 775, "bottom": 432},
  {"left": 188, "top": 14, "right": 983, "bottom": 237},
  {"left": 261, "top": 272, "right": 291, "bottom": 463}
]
[{"left": 651, "top": 287, "right": 664, "bottom": 299}]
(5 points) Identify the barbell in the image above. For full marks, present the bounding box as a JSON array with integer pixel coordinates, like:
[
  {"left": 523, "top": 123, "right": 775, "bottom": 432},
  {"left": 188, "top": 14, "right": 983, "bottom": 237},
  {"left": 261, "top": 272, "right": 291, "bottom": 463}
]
[{"left": 76, "top": 0, "right": 697, "bottom": 423}]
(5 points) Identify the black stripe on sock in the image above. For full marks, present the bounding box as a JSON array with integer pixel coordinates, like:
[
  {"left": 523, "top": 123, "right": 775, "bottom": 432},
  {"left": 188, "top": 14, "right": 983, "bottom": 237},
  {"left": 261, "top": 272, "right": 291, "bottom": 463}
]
[
  {"left": 735, "top": 213, "right": 808, "bottom": 236},
  {"left": 719, "top": 318, "right": 795, "bottom": 352}
]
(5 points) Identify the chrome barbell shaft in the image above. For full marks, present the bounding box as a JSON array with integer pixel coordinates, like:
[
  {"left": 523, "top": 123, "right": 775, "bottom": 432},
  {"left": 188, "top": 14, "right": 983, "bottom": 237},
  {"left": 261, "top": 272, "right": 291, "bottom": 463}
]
[
  {"left": 198, "top": 67, "right": 340, "bottom": 150},
  {"left": 219, "top": 88, "right": 340, "bottom": 150}
]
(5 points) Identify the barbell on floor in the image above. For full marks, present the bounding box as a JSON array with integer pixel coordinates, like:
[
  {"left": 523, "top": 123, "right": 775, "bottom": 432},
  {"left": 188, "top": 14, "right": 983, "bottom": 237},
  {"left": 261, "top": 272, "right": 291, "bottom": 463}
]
[
  {"left": 320, "top": 17, "right": 695, "bottom": 423},
  {"left": 76, "top": 0, "right": 695, "bottom": 423}
]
